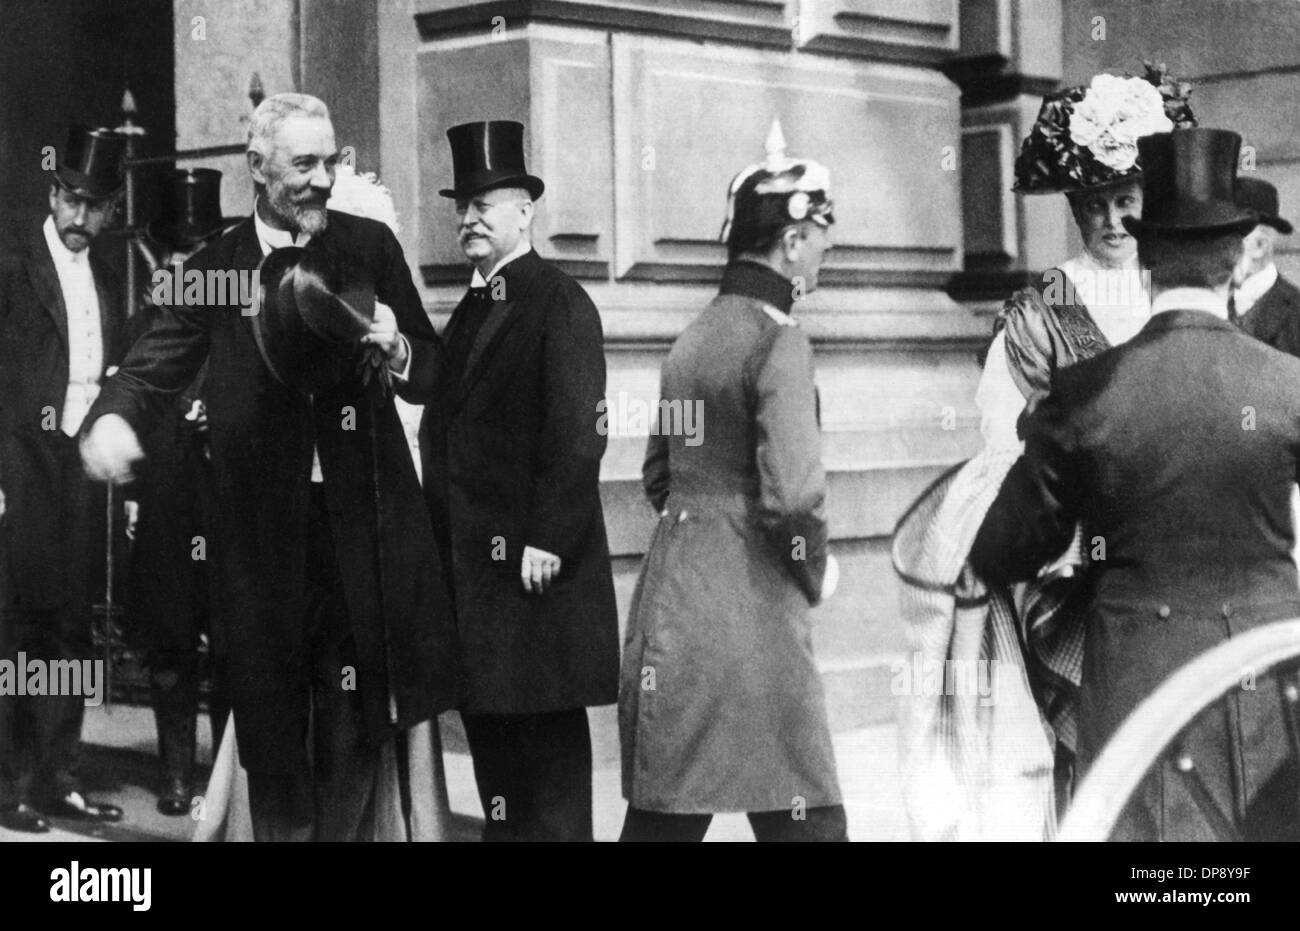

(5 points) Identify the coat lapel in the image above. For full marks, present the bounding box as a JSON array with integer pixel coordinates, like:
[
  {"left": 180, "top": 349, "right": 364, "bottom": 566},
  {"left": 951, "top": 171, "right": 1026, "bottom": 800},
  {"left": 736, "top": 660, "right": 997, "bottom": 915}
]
[
  {"left": 25, "top": 229, "right": 68, "bottom": 350},
  {"left": 447, "top": 251, "right": 540, "bottom": 413},
  {"left": 90, "top": 255, "right": 123, "bottom": 366}
]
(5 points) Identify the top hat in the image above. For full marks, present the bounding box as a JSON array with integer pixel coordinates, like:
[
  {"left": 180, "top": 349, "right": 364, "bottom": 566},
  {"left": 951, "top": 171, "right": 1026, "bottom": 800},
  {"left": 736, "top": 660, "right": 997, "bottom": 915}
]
[
  {"left": 438, "top": 121, "right": 544, "bottom": 200},
  {"left": 251, "top": 246, "right": 378, "bottom": 396},
  {"left": 149, "top": 168, "right": 239, "bottom": 249},
  {"left": 720, "top": 118, "right": 834, "bottom": 251},
  {"left": 52, "top": 126, "right": 127, "bottom": 199},
  {"left": 1236, "top": 176, "right": 1293, "bottom": 235},
  {"left": 1121, "top": 129, "right": 1258, "bottom": 236}
]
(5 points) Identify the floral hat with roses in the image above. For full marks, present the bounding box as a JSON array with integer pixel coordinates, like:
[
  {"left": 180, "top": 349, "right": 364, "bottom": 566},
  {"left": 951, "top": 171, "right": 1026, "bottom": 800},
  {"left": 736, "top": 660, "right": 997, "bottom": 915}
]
[{"left": 1013, "top": 62, "right": 1196, "bottom": 195}]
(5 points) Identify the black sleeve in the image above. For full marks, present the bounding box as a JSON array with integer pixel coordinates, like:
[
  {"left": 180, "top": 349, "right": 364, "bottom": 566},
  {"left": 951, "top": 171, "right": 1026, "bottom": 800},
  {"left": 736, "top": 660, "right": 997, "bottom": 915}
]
[
  {"left": 969, "top": 393, "right": 1082, "bottom": 585},
  {"left": 525, "top": 281, "right": 608, "bottom": 559}
]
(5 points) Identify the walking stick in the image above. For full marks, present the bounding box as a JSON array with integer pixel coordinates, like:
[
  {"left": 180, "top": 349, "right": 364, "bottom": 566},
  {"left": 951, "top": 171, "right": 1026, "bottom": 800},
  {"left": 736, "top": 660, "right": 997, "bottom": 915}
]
[{"left": 98, "top": 483, "right": 116, "bottom": 712}]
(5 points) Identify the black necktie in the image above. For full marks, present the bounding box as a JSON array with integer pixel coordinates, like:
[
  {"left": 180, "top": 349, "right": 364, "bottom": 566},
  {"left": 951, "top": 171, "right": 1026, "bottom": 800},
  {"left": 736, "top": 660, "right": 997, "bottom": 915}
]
[
  {"left": 447, "top": 286, "right": 492, "bottom": 381},
  {"left": 1228, "top": 290, "right": 1238, "bottom": 324}
]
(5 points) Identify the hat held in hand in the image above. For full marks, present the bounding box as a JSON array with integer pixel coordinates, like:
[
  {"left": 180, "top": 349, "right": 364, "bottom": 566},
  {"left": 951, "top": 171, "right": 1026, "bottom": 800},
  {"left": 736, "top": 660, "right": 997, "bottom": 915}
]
[{"left": 251, "top": 246, "right": 383, "bottom": 396}]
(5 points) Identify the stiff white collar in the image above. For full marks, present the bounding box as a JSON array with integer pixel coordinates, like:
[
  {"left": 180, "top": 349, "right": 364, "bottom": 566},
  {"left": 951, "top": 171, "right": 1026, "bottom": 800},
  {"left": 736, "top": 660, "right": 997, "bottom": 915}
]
[
  {"left": 469, "top": 241, "right": 532, "bottom": 287},
  {"left": 252, "top": 199, "right": 312, "bottom": 256},
  {"left": 1234, "top": 262, "right": 1278, "bottom": 314},
  {"left": 1150, "top": 287, "right": 1230, "bottom": 319}
]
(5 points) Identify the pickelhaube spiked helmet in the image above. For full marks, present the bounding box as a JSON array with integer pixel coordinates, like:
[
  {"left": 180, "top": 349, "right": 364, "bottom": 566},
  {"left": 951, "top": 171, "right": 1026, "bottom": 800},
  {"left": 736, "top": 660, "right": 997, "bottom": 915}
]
[{"left": 720, "top": 119, "right": 834, "bottom": 254}]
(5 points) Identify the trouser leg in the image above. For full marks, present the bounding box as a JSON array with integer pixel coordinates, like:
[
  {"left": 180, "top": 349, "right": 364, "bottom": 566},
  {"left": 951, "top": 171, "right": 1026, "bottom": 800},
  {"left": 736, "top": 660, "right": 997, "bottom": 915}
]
[
  {"left": 462, "top": 709, "right": 594, "bottom": 842},
  {"left": 748, "top": 804, "right": 849, "bottom": 842},
  {"left": 619, "top": 807, "right": 713, "bottom": 842}
]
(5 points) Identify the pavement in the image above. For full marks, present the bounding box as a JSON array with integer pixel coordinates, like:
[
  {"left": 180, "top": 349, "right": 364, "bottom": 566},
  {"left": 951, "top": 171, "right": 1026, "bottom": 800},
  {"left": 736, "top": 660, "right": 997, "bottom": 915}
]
[{"left": 0, "top": 704, "right": 909, "bottom": 842}]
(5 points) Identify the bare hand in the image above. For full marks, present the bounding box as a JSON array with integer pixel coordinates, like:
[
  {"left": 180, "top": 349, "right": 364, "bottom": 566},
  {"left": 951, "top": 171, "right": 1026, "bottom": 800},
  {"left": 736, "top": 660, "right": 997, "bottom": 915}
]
[
  {"left": 80, "top": 414, "right": 145, "bottom": 485},
  {"left": 184, "top": 398, "right": 209, "bottom": 434},
  {"left": 124, "top": 500, "right": 139, "bottom": 541},
  {"left": 363, "top": 301, "right": 408, "bottom": 371},
  {"left": 521, "top": 545, "right": 562, "bottom": 595}
]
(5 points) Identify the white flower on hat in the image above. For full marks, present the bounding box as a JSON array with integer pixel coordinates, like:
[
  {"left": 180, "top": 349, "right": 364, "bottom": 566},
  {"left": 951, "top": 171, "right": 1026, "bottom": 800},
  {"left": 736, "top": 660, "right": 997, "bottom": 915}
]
[
  {"left": 327, "top": 163, "right": 401, "bottom": 233},
  {"left": 1069, "top": 73, "right": 1173, "bottom": 171}
]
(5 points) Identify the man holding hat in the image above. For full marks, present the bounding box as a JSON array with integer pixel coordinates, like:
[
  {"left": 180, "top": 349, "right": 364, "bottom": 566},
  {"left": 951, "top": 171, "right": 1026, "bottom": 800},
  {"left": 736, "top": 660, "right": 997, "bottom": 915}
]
[
  {"left": 421, "top": 120, "right": 618, "bottom": 842},
  {"left": 0, "top": 126, "right": 129, "bottom": 833},
  {"left": 1233, "top": 176, "right": 1300, "bottom": 353},
  {"left": 971, "top": 128, "right": 1300, "bottom": 840},
  {"left": 124, "top": 167, "right": 237, "bottom": 816},
  {"left": 79, "top": 93, "right": 462, "bottom": 841}
]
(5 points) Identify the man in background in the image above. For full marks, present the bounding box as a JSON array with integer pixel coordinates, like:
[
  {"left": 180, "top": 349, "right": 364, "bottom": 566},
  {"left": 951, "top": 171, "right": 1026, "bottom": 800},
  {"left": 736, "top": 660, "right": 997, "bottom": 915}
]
[{"left": 0, "top": 126, "right": 129, "bottom": 833}]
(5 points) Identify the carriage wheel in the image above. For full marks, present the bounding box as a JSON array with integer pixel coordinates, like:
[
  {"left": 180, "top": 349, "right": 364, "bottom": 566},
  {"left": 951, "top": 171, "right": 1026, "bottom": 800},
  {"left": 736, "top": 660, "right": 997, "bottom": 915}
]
[{"left": 1058, "top": 618, "right": 1300, "bottom": 841}]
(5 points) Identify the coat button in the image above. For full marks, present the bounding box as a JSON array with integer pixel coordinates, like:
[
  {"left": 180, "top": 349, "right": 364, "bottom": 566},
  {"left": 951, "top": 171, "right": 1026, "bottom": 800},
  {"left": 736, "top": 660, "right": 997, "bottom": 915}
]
[
  {"left": 1222, "top": 602, "right": 1233, "bottom": 619},
  {"left": 677, "top": 509, "right": 689, "bottom": 523},
  {"left": 1156, "top": 604, "right": 1171, "bottom": 620}
]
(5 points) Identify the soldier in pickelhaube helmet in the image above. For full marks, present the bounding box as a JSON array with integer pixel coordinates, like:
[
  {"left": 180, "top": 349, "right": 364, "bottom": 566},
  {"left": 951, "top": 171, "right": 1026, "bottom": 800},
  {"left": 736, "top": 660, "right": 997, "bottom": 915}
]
[{"left": 618, "top": 120, "right": 847, "bottom": 842}]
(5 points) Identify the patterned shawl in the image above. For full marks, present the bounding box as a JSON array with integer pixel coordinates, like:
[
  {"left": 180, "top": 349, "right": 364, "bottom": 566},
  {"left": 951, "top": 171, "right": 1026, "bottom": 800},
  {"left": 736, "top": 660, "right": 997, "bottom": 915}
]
[{"left": 892, "top": 272, "right": 1109, "bottom": 841}]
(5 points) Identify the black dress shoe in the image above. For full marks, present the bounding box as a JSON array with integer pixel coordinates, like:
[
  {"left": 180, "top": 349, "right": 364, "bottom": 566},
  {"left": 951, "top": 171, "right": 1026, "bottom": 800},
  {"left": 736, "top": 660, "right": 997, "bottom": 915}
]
[
  {"left": 0, "top": 804, "right": 50, "bottom": 833},
  {"left": 44, "top": 791, "right": 124, "bottom": 823},
  {"left": 156, "top": 777, "right": 191, "bottom": 817}
]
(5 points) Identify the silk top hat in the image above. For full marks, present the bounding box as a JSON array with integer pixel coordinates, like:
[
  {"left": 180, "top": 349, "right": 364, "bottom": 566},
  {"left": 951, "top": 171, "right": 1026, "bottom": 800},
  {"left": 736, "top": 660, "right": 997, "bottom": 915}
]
[
  {"left": 720, "top": 118, "right": 834, "bottom": 253},
  {"left": 1121, "top": 129, "right": 1259, "bottom": 235},
  {"left": 1236, "top": 176, "right": 1293, "bottom": 235},
  {"left": 149, "top": 168, "right": 239, "bottom": 249},
  {"left": 438, "top": 120, "right": 545, "bottom": 200},
  {"left": 52, "top": 126, "right": 127, "bottom": 199},
  {"left": 251, "top": 246, "right": 379, "bottom": 396}
]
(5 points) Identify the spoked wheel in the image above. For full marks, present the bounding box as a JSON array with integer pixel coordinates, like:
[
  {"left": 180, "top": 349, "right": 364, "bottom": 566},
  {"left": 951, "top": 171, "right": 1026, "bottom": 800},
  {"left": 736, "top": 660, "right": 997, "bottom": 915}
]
[{"left": 1059, "top": 618, "right": 1300, "bottom": 841}]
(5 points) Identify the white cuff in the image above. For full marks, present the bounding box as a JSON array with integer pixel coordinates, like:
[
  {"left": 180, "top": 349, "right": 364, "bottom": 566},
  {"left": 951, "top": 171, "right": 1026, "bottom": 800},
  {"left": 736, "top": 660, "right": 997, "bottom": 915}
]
[{"left": 389, "top": 334, "right": 413, "bottom": 383}]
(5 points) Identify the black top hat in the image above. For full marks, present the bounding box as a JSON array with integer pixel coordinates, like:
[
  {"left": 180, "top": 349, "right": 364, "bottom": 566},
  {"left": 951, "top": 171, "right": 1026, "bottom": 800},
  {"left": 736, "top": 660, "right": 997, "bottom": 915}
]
[
  {"left": 1236, "top": 176, "right": 1293, "bottom": 235},
  {"left": 1122, "top": 129, "right": 1258, "bottom": 236},
  {"left": 52, "top": 126, "right": 127, "bottom": 199},
  {"left": 438, "top": 121, "right": 544, "bottom": 201},
  {"left": 149, "top": 168, "right": 240, "bottom": 249},
  {"left": 251, "top": 246, "right": 378, "bottom": 396}
]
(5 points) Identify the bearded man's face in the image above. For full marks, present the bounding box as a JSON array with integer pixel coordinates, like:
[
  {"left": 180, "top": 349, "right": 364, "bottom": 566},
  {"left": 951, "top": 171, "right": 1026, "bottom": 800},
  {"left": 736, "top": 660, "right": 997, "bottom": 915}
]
[{"left": 255, "top": 115, "right": 336, "bottom": 235}]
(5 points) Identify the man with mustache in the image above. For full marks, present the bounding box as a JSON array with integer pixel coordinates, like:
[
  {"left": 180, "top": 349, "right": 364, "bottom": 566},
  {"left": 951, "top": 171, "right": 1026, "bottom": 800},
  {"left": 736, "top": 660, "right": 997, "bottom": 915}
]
[
  {"left": 0, "top": 126, "right": 129, "bottom": 834},
  {"left": 79, "top": 93, "right": 462, "bottom": 841},
  {"left": 421, "top": 121, "right": 618, "bottom": 841}
]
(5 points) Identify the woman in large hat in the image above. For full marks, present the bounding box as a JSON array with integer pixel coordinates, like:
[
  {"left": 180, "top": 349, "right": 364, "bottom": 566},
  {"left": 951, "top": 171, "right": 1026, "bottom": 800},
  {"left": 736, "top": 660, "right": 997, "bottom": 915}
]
[{"left": 892, "top": 63, "right": 1195, "bottom": 840}]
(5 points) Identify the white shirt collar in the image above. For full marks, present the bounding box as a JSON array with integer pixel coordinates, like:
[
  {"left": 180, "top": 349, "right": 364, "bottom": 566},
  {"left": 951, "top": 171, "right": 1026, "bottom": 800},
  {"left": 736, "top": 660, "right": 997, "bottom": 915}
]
[
  {"left": 469, "top": 241, "right": 533, "bottom": 287},
  {"left": 1234, "top": 262, "right": 1278, "bottom": 314},
  {"left": 43, "top": 214, "right": 89, "bottom": 266},
  {"left": 252, "top": 198, "right": 312, "bottom": 256},
  {"left": 1150, "top": 286, "right": 1230, "bottom": 319}
]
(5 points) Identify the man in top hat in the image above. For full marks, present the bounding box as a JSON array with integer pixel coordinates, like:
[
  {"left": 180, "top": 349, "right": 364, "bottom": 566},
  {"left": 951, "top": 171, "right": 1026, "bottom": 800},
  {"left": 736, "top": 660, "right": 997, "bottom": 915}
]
[
  {"left": 123, "top": 167, "right": 237, "bottom": 816},
  {"left": 618, "top": 120, "right": 845, "bottom": 842},
  {"left": 0, "top": 126, "right": 129, "bottom": 833},
  {"left": 971, "top": 128, "right": 1300, "bottom": 841},
  {"left": 1233, "top": 177, "right": 1300, "bottom": 353},
  {"left": 79, "top": 93, "right": 462, "bottom": 841},
  {"left": 421, "top": 120, "right": 618, "bottom": 841}
]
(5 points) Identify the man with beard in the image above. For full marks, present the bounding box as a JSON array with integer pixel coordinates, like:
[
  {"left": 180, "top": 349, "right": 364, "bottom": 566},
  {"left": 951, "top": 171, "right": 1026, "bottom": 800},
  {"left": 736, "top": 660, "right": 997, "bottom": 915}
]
[
  {"left": 80, "top": 93, "right": 461, "bottom": 841},
  {"left": 0, "top": 126, "right": 129, "bottom": 833}
]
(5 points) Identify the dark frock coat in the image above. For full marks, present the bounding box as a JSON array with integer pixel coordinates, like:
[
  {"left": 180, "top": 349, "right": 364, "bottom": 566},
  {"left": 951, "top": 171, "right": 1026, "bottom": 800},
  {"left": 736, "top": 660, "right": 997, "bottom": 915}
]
[{"left": 87, "top": 212, "right": 464, "bottom": 775}]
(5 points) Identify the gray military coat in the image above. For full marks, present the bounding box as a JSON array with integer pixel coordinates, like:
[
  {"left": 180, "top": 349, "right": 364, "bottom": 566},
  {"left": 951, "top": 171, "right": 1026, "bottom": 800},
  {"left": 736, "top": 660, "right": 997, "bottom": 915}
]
[{"left": 619, "top": 261, "right": 842, "bottom": 814}]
